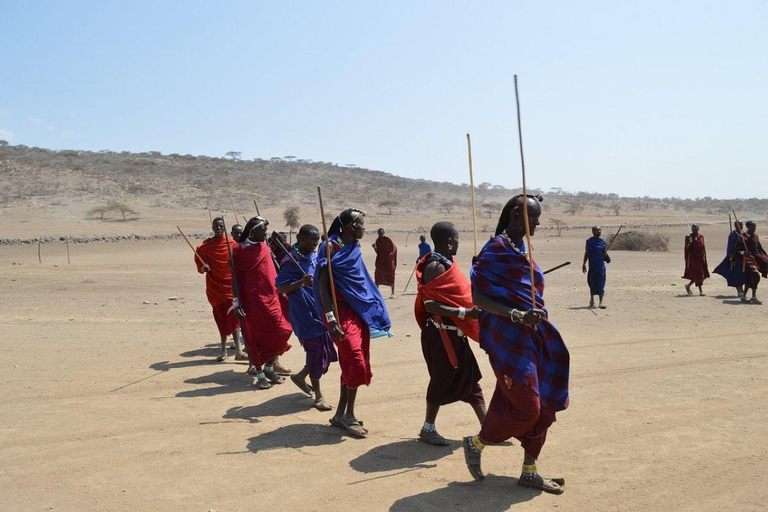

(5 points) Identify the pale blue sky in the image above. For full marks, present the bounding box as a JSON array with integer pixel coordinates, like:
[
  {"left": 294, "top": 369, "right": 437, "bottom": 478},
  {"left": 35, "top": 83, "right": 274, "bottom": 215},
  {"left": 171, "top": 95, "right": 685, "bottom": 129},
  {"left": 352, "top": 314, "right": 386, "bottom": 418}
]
[{"left": 1, "top": 1, "right": 766, "bottom": 198}]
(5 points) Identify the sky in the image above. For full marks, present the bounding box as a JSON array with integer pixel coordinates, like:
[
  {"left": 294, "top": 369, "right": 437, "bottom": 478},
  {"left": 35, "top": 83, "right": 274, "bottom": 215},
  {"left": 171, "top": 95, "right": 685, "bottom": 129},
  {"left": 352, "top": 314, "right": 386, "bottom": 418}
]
[{"left": 1, "top": 1, "right": 766, "bottom": 199}]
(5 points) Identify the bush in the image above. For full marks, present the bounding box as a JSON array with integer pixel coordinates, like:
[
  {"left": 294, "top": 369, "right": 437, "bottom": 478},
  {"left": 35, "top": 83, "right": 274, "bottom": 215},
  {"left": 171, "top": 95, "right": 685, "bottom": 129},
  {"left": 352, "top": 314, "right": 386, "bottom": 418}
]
[{"left": 608, "top": 230, "right": 668, "bottom": 252}]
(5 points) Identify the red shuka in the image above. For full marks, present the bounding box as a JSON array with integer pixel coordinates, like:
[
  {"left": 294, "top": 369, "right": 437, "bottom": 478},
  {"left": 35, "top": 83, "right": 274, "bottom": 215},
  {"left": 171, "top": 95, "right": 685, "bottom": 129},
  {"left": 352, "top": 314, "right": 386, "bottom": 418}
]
[
  {"left": 196, "top": 235, "right": 237, "bottom": 306},
  {"left": 414, "top": 254, "right": 480, "bottom": 342},
  {"left": 233, "top": 242, "right": 292, "bottom": 366},
  {"left": 374, "top": 236, "right": 398, "bottom": 287},
  {"left": 682, "top": 234, "right": 710, "bottom": 286}
]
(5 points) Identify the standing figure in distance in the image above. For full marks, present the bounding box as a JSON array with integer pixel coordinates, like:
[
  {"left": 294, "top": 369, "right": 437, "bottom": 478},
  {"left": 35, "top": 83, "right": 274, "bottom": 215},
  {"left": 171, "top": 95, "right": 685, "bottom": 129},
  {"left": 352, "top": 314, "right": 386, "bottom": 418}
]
[
  {"left": 582, "top": 226, "right": 611, "bottom": 309},
  {"left": 372, "top": 228, "right": 398, "bottom": 298},
  {"left": 682, "top": 224, "right": 710, "bottom": 296},
  {"left": 713, "top": 221, "right": 746, "bottom": 298}
]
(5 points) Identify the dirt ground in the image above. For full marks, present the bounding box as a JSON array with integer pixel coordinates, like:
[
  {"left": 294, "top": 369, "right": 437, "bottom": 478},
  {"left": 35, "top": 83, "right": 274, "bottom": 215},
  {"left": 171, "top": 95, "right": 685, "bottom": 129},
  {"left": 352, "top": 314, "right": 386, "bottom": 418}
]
[{"left": 1, "top": 214, "right": 767, "bottom": 511}]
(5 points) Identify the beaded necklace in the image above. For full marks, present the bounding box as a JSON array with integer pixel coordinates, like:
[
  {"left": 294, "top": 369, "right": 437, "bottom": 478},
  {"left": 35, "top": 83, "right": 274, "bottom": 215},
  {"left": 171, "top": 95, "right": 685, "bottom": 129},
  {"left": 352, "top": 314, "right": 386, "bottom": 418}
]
[{"left": 503, "top": 231, "right": 527, "bottom": 256}]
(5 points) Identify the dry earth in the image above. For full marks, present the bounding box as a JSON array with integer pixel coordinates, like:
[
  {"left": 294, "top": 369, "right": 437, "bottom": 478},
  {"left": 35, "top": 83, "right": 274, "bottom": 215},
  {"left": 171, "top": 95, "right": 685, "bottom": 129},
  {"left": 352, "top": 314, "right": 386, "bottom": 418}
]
[{"left": 1, "top": 209, "right": 767, "bottom": 512}]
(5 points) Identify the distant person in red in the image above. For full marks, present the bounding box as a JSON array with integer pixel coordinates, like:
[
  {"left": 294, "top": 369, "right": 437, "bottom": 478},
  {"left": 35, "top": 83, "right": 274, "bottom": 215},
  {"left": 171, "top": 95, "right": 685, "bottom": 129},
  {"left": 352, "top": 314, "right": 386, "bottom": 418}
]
[
  {"left": 372, "top": 228, "right": 397, "bottom": 298},
  {"left": 733, "top": 220, "right": 768, "bottom": 305},
  {"left": 233, "top": 216, "right": 293, "bottom": 389},
  {"left": 683, "top": 224, "right": 710, "bottom": 296},
  {"left": 195, "top": 217, "right": 246, "bottom": 362}
]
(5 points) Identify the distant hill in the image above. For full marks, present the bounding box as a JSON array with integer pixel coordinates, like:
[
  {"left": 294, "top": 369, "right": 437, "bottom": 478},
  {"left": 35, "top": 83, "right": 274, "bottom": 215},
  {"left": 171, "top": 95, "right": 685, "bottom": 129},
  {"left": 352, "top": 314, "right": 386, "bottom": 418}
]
[{"left": 1, "top": 143, "right": 766, "bottom": 223}]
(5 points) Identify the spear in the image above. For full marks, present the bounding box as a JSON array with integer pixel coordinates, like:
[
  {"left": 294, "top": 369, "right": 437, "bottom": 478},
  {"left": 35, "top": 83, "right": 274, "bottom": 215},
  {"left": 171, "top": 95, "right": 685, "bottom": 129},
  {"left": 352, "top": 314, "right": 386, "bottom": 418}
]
[
  {"left": 317, "top": 186, "right": 339, "bottom": 322},
  {"left": 177, "top": 226, "right": 208, "bottom": 269},
  {"left": 232, "top": 201, "right": 240, "bottom": 225},
  {"left": 208, "top": 209, "right": 213, "bottom": 224},
  {"left": 513, "top": 75, "right": 537, "bottom": 308},
  {"left": 253, "top": 200, "right": 261, "bottom": 216},
  {"left": 467, "top": 133, "right": 478, "bottom": 255}
]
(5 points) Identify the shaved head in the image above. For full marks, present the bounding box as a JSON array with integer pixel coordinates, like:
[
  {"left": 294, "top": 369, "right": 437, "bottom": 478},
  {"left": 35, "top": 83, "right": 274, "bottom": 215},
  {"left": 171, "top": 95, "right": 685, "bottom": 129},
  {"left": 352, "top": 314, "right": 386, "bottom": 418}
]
[{"left": 430, "top": 221, "right": 458, "bottom": 247}]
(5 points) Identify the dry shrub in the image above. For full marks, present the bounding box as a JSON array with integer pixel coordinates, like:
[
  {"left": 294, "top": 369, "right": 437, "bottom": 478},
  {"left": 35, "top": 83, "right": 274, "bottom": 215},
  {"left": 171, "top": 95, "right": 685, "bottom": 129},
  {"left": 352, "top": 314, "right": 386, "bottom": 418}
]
[{"left": 608, "top": 230, "right": 668, "bottom": 252}]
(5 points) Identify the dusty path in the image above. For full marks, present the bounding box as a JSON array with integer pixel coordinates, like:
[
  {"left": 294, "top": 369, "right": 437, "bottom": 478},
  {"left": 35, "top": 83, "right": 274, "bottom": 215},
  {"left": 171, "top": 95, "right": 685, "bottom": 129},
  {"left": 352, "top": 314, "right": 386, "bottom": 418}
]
[{"left": 1, "top": 228, "right": 766, "bottom": 511}]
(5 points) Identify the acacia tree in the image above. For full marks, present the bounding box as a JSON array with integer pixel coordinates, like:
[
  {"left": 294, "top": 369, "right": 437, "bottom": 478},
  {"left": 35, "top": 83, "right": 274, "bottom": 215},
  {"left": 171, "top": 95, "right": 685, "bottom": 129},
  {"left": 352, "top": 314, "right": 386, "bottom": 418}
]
[
  {"left": 379, "top": 198, "right": 400, "bottom": 215},
  {"left": 481, "top": 201, "right": 502, "bottom": 218},
  {"left": 551, "top": 218, "right": 567, "bottom": 237},
  {"left": 283, "top": 205, "right": 300, "bottom": 242},
  {"left": 225, "top": 151, "right": 242, "bottom": 161}
]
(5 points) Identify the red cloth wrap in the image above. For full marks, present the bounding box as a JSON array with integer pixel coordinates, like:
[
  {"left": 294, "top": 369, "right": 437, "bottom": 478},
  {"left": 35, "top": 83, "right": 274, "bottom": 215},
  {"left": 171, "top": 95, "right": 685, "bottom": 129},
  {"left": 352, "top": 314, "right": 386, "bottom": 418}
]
[
  {"left": 682, "top": 234, "right": 710, "bottom": 286},
  {"left": 233, "top": 242, "right": 292, "bottom": 366},
  {"left": 335, "top": 304, "right": 372, "bottom": 388},
  {"left": 211, "top": 301, "right": 240, "bottom": 337},
  {"left": 414, "top": 255, "right": 480, "bottom": 342},
  {"left": 374, "top": 236, "right": 398, "bottom": 287},
  {"left": 195, "top": 235, "right": 237, "bottom": 306}
]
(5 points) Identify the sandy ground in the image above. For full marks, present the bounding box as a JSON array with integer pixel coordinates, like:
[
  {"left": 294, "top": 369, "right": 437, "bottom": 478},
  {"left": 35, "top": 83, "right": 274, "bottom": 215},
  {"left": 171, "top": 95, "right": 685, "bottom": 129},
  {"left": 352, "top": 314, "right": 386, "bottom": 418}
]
[{"left": 1, "top": 221, "right": 767, "bottom": 511}]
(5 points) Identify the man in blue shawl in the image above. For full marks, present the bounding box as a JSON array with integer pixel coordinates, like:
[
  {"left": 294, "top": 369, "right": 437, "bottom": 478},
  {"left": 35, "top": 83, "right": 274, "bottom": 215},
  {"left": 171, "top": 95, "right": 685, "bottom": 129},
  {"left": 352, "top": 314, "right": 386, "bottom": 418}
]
[
  {"left": 462, "top": 194, "right": 568, "bottom": 496},
  {"left": 582, "top": 226, "right": 611, "bottom": 309},
  {"left": 713, "top": 221, "right": 746, "bottom": 298},
  {"left": 276, "top": 224, "right": 337, "bottom": 411},
  {"left": 314, "top": 208, "right": 391, "bottom": 438},
  {"left": 417, "top": 234, "right": 432, "bottom": 261}
]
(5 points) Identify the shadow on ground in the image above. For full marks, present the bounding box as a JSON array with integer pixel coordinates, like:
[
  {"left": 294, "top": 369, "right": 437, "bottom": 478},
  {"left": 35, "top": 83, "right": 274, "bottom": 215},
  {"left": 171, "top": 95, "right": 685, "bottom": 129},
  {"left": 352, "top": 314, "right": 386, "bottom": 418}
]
[
  {"left": 175, "top": 369, "right": 253, "bottom": 397},
  {"left": 349, "top": 439, "right": 457, "bottom": 474},
  {"left": 223, "top": 393, "right": 315, "bottom": 423},
  {"left": 246, "top": 423, "right": 346, "bottom": 454},
  {"left": 389, "top": 475, "right": 540, "bottom": 511}
]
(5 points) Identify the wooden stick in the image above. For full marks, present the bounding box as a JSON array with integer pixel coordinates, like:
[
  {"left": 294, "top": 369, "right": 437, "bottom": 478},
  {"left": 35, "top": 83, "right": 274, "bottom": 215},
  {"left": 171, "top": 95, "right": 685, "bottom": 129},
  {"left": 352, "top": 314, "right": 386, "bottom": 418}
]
[
  {"left": 402, "top": 264, "right": 417, "bottom": 293},
  {"left": 253, "top": 200, "right": 261, "bottom": 216},
  {"left": 467, "top": 133, "right": 478, "bottom": 255},
  {"left": 513, "top": 75, "right": 537, "bottom": 308},
  {"left": 317, "top": 186, "right": 339, "bottom": 320},
  {"left": 731, "top": 208, "right": 749, "bottom": 272},
  {"left": 273, "top": 239, "right": 308, "bottom": 276},
  {"left": 605, "top": 225, "right": 624, "bottom": 252},
  {"left": 232, "top": 201, "right": 240, "bottom": 225},
  {"left": 543, "top": 261, "right": 571, "bottom": 275},
  {"left": 405, "top": 231, "right": 412, "bottom": 247},
  {"left": 66, "top": 236, "right": 71, "bottom": 264},
  {"left": 220, "top": 216, "right": 245, "bottom": 320},
  {"left": 177, "top": 226, "right": 207, "bottom": 268},
  {"left": 38, "top": 238, "right": 41, "bottom": 264},
  {"left": 208, "top": 209, "right": 213, "bottom": 224}
]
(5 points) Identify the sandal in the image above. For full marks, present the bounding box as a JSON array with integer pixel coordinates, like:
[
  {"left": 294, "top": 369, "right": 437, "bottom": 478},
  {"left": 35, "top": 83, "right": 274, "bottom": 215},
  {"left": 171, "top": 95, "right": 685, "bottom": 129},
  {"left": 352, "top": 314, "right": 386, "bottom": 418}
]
[
  {"left": 329, "top": 416, "right": 345, "bottom": 429},
  {"left": 418, "top": 429, "right": 449, "bottom": 446},
  {"left": 342, "top": 417, "right": 368, "bottom": 438},
  {"left": 751, "top": 297, "right": 763, "bottom": 305},
  {"left": 462, "top": 436, "right": 485, "bottom": 481},
  {"left": 272, "top": 361, "right": 292, "bottom": 375},
  {"left": 314, "top": 398, "right": 333, "bottom": 411},
  {"left": 290, "top": 374, "right": 314, "bottom": 397},
  {"left": 216, "top": 355, "right": 226, "bottom": 362},
  {"left": 518, "top": 473, "right": 565, "bottom": 495},
  {"left": 264, "top": 370, "right": 284, "bottom": 384},
  {"left": 255, "top": 376, "right": 272, "bottom": 389},
  {"left": 234, "top": 353, "right": 249, "bottom": 361}
]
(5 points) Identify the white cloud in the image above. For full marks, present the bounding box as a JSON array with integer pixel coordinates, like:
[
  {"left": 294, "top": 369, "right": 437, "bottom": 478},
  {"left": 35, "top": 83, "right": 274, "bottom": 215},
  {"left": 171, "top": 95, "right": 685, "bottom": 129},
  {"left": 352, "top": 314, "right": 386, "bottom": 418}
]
[
  {"left": 26, "top": 116, "right": 57, "bottom": 132},
  {"left": 0, "top": 128, "right": 15, "bottom": 141}
]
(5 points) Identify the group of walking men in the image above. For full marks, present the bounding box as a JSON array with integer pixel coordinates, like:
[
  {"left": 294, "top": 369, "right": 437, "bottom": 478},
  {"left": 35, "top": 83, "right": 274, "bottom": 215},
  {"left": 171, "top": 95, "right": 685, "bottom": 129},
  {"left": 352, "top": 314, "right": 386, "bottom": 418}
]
[{"left": 190, "top": 196, "right": 569, "bottom": 495}]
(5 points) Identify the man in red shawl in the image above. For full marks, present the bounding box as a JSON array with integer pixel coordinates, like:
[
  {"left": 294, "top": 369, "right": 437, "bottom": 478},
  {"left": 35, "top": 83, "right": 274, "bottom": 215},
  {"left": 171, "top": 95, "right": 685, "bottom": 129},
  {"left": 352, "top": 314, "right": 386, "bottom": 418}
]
[
  {"left": 195, "top": 217, "right": 246, "bottom": 362},
  {"left": 233, "top": 216, "right": 293, "bottom": 389},
  {"left": 372, "top": 228, "right": 397, "bottom": 298},
  {"left": 414, "top": 221, "right": 485, "bottom": 445},
  {"left": 733, "top": 220, "right": 768, "bottom": 304},
  {"left": 683, "top": 224, "right": 710, "bottom": 296}
]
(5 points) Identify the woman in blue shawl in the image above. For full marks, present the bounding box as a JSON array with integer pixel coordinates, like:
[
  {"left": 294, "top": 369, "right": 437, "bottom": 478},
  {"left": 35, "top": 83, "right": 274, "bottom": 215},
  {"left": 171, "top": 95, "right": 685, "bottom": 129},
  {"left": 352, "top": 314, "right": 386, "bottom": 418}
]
[{"left": 315, "top": 208, "right": 391, "bottom": 438}]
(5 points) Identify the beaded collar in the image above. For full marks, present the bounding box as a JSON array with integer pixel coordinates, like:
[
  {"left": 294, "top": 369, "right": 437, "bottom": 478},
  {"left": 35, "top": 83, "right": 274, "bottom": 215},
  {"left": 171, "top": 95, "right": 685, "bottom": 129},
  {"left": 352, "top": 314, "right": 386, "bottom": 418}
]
[{"left": 503, "top": 231, "right": 528, "bottom": 256}]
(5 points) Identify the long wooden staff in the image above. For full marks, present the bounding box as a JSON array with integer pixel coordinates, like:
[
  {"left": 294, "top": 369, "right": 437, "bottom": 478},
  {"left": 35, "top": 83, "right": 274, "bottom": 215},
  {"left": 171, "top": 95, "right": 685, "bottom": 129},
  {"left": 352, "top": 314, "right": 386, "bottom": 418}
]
[
  {"left": 605, "top": 225, "right": 624, "bottom": 251},
  {"left": 208, "top": 209, "right": 213, "bottom": 224},
  {"left": 513, "top": 75, "right": 537, "bottom": 308},
  {"left": 220, "top": 216, "right": 244, "bottom": 319},
  {"left": 232, "top": 201, "right": 240, "bottom": 225},
  {"left": 253, "top": 200, "right": 261, "bottom": 216},
  {"left": 543, "top": 261, "right": 571, "bottom": 275},
  {"left": 402, "top": 265, "right": 417, "bottom": 293},
  {"left": 467, "top": 133, "right": 478, "bottom": 255},
  {"left": 317, "top": 186, "right": 339, "bottom": 321},
  {"left": 731, "top": 208, "right": 749, "bottom": 272},
  {"left": 273, "top": 239, "right": 308, "bottom": 276},
  {"left": 177, "top": 226, "right": 208, "bottom": 268}
]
